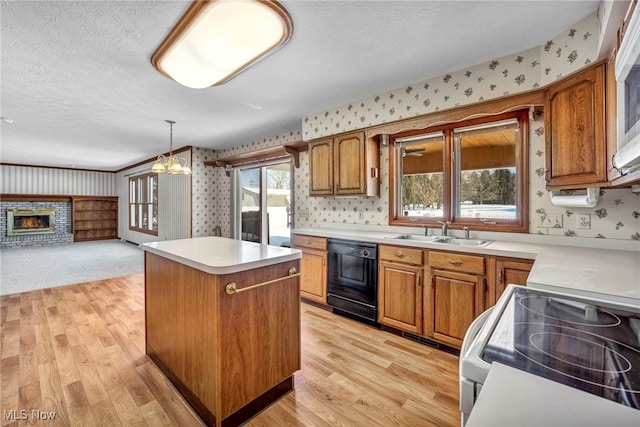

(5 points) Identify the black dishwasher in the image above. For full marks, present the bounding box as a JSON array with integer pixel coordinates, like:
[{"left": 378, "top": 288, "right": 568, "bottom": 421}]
[{"left": 326, "top": 239, "right": 378, "bottom": 324}]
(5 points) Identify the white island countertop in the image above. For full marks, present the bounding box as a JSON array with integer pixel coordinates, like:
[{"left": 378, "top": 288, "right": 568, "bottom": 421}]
[
  {"left": 141, "top": 236, "right": 301, "bottom": 275},
  {"left": 292, "top": 225, "right": 640, "bottom": 304}
]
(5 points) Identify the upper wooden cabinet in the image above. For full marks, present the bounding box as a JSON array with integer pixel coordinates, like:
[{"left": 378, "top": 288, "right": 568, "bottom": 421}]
[
  {"left": 308, "top": 138, "right": 333, "bottom": 195},
  {"left": 308, "top": 131, "right": 380, "bottom": 196},
  {"left": 544, "top": 63, "right": 607, "bottom": 189}
]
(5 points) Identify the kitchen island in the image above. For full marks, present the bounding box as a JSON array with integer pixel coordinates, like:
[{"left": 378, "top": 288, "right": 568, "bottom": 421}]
[{"left": 141, "top": 237, "right": 302, "bottom": 426}]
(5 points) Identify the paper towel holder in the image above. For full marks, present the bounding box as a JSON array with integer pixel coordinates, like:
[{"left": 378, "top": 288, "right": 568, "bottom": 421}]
[{"left": 549, "top": 187, "right": 599, "bottom": 208}]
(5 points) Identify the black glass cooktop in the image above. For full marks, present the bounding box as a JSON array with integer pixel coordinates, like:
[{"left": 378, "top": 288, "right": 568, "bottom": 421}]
[{"left": 481, "top": 287, "right": 640, "bottom": 410}]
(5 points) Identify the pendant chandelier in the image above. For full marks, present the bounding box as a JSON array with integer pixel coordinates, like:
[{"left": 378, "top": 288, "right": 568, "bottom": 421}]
[{"left": 151, "top": 120, "right": 192, "bottom": 175}]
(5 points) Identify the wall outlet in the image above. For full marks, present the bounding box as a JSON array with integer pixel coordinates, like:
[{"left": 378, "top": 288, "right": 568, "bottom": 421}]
[
  {"left": 577, "top": 213, "right": 591, "bottom": 229},
  {"left": 536, "top": 212, "right": 563, "bottom": 228},
  {"left": 298, "top": 208, "right": 309, "bottom": 220}
]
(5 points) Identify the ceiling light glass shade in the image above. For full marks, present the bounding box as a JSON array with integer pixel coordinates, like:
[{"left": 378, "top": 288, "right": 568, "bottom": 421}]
[{"left": 151, "top": 0, "right": 293, "bottom": 89}]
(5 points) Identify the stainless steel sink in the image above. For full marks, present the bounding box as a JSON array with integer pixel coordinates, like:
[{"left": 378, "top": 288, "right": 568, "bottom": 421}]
[
  {"left": 385, "top": 234, "right": 492, "bottom": 247},
  {"left": 385, "top": 234, "right": 443, "bottom": 242},
  {"left": 441, "top": 237, "right": 491, "bottom": 247}
]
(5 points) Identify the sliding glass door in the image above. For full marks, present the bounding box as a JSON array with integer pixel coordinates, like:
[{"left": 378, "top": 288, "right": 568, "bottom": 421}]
[{"left": 235, "top": 161, "right": 293, "bottom": 246}]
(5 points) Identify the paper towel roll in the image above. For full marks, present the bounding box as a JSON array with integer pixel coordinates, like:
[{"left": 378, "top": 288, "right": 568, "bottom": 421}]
[{"left": 549, "top": 188, "right": 599, "bottom": 208}]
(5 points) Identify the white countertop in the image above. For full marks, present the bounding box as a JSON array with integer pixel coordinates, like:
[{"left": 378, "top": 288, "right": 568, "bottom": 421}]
[
  {"left": 293, "top": 225, "right": 640, "bottom": 304},
  {"left": 466, "top": 363, "right": 640, "bottom": 427},
  {"left": 141, "top": 236, "right": 301, "bottom": 275}
]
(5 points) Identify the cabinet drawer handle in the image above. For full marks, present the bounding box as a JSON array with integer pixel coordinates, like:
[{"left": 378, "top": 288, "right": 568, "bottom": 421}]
[
  {"left": 305, "top": 240, "right": 311, "bottom": 245},
  {"left": 448, "top": 260, "right": 463, "bottom": 266},
  {"left": 394, "top": 252, "right": 406, "bottom": 258}
]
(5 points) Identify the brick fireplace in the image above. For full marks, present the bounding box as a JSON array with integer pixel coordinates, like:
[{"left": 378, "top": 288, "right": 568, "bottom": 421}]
[{"left": 1, "top": 201, "right": 73, "bottom": 248}]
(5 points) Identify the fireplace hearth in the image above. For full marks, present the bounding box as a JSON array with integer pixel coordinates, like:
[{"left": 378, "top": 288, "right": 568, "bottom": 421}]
[{"left": 7, "top": 209, "right": 55, "bottom": 236}]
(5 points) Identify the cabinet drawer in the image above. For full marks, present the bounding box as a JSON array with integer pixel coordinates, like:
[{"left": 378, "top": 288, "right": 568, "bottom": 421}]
[
  {"left": 428, "top": 251, "right": 484, "bottom": 275},
  {"left": 379, "top": 245, "right": 423, "bottom": 265},
  {"left": 291, "top": 234, "right": 327, "bottom": 251}
]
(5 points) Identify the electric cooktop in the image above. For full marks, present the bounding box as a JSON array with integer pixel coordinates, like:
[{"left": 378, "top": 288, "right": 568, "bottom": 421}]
[{"left": 481, "top": 287, "right": 640, "bottom": 410}]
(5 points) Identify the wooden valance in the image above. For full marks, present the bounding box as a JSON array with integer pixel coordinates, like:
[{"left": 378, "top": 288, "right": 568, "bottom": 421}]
[{"left": 204, "top": 141, "right": 307, "bottom": 169}]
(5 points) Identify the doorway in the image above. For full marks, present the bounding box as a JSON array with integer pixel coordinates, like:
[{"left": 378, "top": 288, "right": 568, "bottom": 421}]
[{"left": 234, "top": 161, "right": 293, "bottom": 246}]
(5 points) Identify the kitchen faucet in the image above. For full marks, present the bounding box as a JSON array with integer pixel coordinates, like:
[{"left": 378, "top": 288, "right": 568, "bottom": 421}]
[
  {"left": 463, "top": 226, "right": 470, "bottom": 240},
  {"left": 437, "top": 221, "right": 450, "bottom": 236}
]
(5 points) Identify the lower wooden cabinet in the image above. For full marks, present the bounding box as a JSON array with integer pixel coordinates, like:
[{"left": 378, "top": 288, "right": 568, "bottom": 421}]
[
  {"left": 423, "top": 250, "right": 486, "bottom": 348},
  {"left": 496, "top": 258, "right": 533, "bottom": 297},
  {"left": 339, "top": 241, "right": 535, "bottom": 350},
  {"left": 378, "top": 260, "right": 423, "bottom": 333},
  {"left": 486, "top": 256, "right": 534, "bottom": 306},
  {"left": 425, "top": 269, "right": 484, "bottom": 348},
  {"left": 291, "top": 235, "right": 327, "bottom": 304}
]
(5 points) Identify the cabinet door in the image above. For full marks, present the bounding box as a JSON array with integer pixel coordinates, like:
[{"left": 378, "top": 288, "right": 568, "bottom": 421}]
[
  {"left": 495, "top": 258, "right": 532, "bottom": 301},
  {"left": 334, "top": 132, "right": 366, "bottom": 195},
  {"left": 309, "top": 138, "right": 334, "bottom": 195},
  {"left": 299, "top": 248, "right": 327, "bottom": 304},
  {"left": 545, "top": 63, "right": 607, "bottom": 188},
  {"left": 425, "top": 269, "right": 484, "bottom": 348},
  {"left": 378, "top": 261, "right": 423, "bottom": 333}
]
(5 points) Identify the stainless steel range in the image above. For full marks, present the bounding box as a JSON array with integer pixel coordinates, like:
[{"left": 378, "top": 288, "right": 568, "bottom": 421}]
[{"left": 460, "top": 285, "right": 640, "bottom": 425}]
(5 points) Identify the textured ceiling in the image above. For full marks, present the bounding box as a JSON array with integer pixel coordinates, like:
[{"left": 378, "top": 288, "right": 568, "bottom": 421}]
[{"left": 0, "top": 0, "right": 599, "bottom": 171}]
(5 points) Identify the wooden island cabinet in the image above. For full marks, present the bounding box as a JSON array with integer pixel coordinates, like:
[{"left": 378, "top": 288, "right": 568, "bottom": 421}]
[{"left": 142, "top": 237, "right": 302, "bottom": 427}]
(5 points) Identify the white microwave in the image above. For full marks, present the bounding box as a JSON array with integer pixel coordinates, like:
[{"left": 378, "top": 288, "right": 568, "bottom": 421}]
[{"left": 614, "top": 3, "right": 640, "bottom": 173}]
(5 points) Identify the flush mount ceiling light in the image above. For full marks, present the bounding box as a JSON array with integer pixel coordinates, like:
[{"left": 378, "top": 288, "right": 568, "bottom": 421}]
[
  {"left": 151, "top": 0, "right": 293, "bottom": 89},
  {"left": 152, "top": 120, "right": 192, "bottom": 175}
]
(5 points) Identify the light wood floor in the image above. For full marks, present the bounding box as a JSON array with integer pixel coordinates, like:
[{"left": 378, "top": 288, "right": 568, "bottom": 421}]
[{"left": 1, "top": 274, "right": 460, "bottom": 426}]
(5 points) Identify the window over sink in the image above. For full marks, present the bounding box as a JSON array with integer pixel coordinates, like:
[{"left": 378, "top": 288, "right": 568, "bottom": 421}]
[{"left": 389, "top": 109, "right": 529, "bottom": 232}]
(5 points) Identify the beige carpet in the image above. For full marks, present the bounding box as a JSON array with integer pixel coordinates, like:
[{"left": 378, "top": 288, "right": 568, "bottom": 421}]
[{"left": 0, "top": 239, "right": 143, "bottom": 295}]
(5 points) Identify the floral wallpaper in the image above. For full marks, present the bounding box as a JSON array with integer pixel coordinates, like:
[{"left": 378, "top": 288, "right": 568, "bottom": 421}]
[
  {"left": 191, "top": 147, "right": 218, "bottom": 237},
  {"left": 193, "top": 131, "right": 302, "bottom": 238},
  {"left": 302, "top": 13, "right": 598, "bottom": 139},
  {"left": 194, "top": 11, "right": 640, "bottom": 241},
  {"left": 294, "top": 11, "right": 640, "bottom": 241}
]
